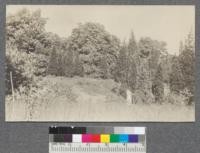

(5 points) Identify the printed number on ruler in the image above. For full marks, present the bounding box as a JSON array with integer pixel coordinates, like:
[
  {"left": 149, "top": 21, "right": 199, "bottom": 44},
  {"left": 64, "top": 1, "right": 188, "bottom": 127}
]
[{"left": 49, "top": 143, "right": 145, "bottom": 153}]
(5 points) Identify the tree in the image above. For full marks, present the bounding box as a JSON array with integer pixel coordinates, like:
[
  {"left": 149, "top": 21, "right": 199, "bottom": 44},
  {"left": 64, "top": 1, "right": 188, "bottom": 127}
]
[
  {"left": 47, "top": 48, "right": 59, "bottom": 75},
  {"left": 169, "top": 30, "right": 194, "bottom": 98},
  {"left": 127, "top": 31, "right": 137, "bottom": 57},
  {"left": 99, "top": 56, "right": 108, "bottom": 79},
  {"left": 127, "top": 31, "right": 138, "bottom": 91},
  {"left": 160, "top": 54, "right": 173, "bottom": 84},
  {"left": 128, "top": 59, "right": 137, "bottom": 91},
  {"left": 73, "top": 52, "right": 84, "bottom": 77},
  {"left": 137, "top": 38, "right": 154, "bottom": 91},
  {"left": 5, "top": 45, "right": 32, "bottom": 94},
  {"left": 179, "top": 41, "right": 184, "bottom": 55},
  {"left": 6, "top": 55, "right": 29, "bottom": 94},
  {"left": 6, "top": 9, "right": 51, "bottom": 79},
  {"left": 138, "top": 37, "right": 152, "bottom": 58},
  {"left": 179, "top": 31, "right": 195, "bottom": 95},
  {"left": 152, "top": 64, "right": 164, "bottom": 103},
  {"left": 6, "top": 9, "right": 47, "bottom": 54},
  {"left": 63, "top": 50, "right": 74, "bottom": 77},
  {"left": 66, "top": 22, "right": 120, "bottom": 78},
  {"left": 169, "top": 56, "right": 184, "bottom": 93},
  {"left": 114, "top": 42, "right": 128, "bottom": 84}
]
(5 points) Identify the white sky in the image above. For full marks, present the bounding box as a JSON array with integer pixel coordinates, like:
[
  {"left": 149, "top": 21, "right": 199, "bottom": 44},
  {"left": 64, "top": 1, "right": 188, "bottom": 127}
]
[{"left": 7, "top": 5, "right": 195, "bottom": 55}]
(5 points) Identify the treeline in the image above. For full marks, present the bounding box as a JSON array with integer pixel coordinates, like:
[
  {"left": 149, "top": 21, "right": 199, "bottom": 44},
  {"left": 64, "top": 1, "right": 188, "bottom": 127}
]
[
  {"left": 170, "top": 31, "right": 195, "bottom": 104},
  {"left": 47, "top": 22, "right": 120, "bottom": 78},
  {"left": 6, "top": 9, "right": 67, "bottom": 94},
  {"left": 6, "top": 9, "right": 195, "bottom": 105}
]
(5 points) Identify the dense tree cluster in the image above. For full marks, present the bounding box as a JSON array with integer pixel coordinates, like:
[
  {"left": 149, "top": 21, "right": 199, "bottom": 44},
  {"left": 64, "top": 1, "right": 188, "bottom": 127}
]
[
  {"left": 65, "top": 22, "right": 120, "bottom": 78},
  {"left": 6, "top": 9, "right": 195, "bottom": 105},
  {"left": 169, "top": 31, "right": 195, "bottom": 104},
  {"left": 6, "top": 9, "right": 59, "bottom": 93},
  {"left": 114, "top": 36, "right": 167, "bottom": 103}
]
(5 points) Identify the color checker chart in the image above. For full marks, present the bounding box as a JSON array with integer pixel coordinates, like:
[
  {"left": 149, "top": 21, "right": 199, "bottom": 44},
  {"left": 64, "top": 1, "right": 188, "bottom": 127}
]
[{"left": 49, "top": 126, "right": 146, "bottom": 153}]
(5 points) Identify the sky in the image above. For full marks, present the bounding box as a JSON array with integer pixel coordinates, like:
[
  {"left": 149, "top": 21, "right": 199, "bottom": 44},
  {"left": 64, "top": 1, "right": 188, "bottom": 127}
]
[{"left": 7, "top": 5, "right": 195, "bottom": 55}]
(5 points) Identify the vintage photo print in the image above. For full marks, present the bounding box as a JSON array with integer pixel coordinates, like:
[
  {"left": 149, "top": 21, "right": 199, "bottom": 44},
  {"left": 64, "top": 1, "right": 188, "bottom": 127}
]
[{"left": 5, "top": 5, "right": 195, "bottom": 121}]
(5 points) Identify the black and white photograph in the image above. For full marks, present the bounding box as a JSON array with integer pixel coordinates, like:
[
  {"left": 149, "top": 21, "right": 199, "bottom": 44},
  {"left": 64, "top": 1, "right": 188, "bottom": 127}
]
[{"left": 5, "top": 5, "right": 195, "bottom": 121}]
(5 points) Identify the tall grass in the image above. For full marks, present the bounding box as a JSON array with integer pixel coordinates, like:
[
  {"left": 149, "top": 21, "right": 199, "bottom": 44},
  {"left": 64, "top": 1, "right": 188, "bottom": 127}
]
[{"left": 6, "top": 76, "right": 194, "bottom": 121}]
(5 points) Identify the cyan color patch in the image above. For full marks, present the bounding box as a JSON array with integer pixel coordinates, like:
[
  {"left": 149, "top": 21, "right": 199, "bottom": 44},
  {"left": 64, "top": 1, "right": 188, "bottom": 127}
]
[{"left": 119, "top": 134, "right": 129, "bottom": 142}]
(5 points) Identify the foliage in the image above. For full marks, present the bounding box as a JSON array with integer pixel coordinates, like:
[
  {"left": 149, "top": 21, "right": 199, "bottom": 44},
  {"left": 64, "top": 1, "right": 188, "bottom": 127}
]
[
  {"left": 62, "top": 50, "right": 74, "bottom": 77},
  {"left": 6, "top": 9, "right": 47, "bottom": 53},
  {"left": 47, "top": 48, "right": 60, "bottom": 76},
  {"left": 137, "top": 38, "right": 165, "bottom": 92},
  {"left": 127, "top": 32, "right": 138, "bottom": 91},
  {"left": 114, "top": 32, "right": 138, "bottom": 92},
  {"left": 6, "top": 55, "right": 28, "bottom": 94},
  {"left": 128, "top": 60, "right": 137, "bottom": 91},
  {"left": 114, "top": 42, "right": 128, "bottom": 83},
  {"left": 160, "top": 54, "right": 173, "bottom": 83},
  {"left": 73, "top": 52, "right": 84, "bottom": 77},
  {"left": 127, "top": 31, "right": 137, "bottom": 57},
  {"left": 6, "top": 9, "right": 64, "bottom": 93},
  {"left": 169, "top": 31, "right": 194, "bottom": 99},
  {"left": 6, "top": 8, "right": 194, "bottom": 106},
  {"left": 169, "top": 56, "right": 184, "bottom": 93},
  {"left": 66, "top": 22, "right": 120, "bottom": 78},
  {"left": 179, "top": 31, "right": 195, "bottom": 95},
  {"left": 152, "top": 64, "right": 164, "bottom": 103}
]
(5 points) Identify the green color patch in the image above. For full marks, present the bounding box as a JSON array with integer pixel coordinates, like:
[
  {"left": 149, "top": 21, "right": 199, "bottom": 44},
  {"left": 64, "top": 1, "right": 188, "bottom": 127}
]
[{"left": 110, "top": 134, "right": 119, "bottom": 142}]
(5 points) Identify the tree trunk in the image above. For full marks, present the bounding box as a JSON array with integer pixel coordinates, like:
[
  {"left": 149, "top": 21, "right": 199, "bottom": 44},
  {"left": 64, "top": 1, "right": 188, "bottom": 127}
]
[{"left": 126, "top": 89, "right": 132, "bottom": 105}]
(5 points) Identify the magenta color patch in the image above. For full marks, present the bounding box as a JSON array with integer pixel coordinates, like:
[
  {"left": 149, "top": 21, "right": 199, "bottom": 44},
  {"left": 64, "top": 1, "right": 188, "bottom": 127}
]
[{"left": 82, "top": 134, "right": 92, "bottom": 142}]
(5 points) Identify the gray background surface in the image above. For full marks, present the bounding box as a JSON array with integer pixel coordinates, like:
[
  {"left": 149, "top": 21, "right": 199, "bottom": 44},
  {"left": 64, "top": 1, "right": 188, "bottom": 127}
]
[{"left": 0, "top": 0, "right": 199, "bottom": 153}]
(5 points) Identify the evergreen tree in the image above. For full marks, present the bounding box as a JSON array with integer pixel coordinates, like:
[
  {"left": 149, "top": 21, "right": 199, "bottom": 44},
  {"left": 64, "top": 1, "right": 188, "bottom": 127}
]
[
  {"left": 128, "top": 60, "right": 137, "bottom": 92},
  {"left": 128, "top": 31, "right": 137, "bottom": 57},
  {"left": 169, "top": 57, "right": 184, "bottom": 93},
  {"left": 127, "top": 31, "right": 138, "bottom": 91},
  {"left": 99, "top": 56, "right": 108, "bottom": 79},
  {"left": 73, "top": 52, "right": 84, "bottom": 77},
  {"left": 179, "top": 30, "right": 195, "bottom": 95},
  {"left": 47, "top": 48, "right": 58, "bottom": 75},
  {"left": 63, "top": 50, "right": 74, "bottom": 77},
  {"left": 152, "top": 64, "right": 164, "bottom": 103},
  {"left": 114, "top": 42, "right": 128, "bottom": 84},
  {"left": 169, "top": 31, "right": 194, "bottom": 97},
  {"left": 57, "top": 51, "right": 65, "bottom": 76},
  {"left": 179, "top": 41, "right": 184, "bottom": 55}
]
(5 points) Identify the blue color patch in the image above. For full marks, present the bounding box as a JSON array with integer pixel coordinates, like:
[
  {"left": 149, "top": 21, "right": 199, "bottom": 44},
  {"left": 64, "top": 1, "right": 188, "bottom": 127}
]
[{"left": 128, "top": 135, "right": 138, "bottom": 143}]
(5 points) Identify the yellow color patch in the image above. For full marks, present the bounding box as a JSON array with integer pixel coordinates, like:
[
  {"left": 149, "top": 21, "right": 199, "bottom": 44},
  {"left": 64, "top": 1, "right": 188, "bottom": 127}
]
[{"left": 100, "top": 134, "right": 110, "bottom": 143}]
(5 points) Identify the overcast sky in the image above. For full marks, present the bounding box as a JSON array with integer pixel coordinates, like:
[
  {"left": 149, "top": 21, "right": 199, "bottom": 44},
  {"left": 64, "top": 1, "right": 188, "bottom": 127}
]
[{"left": 7, "top": 5, "right": 195, "bottom": 55}]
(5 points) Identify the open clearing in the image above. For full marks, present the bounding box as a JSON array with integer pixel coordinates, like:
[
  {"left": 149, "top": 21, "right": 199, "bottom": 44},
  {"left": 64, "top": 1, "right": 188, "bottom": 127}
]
[{"left": 6, "top": 76, "right": 195, "bottom": 122}]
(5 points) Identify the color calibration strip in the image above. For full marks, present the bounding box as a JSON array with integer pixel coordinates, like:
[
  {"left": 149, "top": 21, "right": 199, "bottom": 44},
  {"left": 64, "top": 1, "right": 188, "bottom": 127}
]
[
  {"left": 50, "top": 133, "right": 143, "bottom": 143},
  {"left": 49, "top": 126, "right": 145, "bottom": 134},
  {"left": 49, "top": 127, "right": 146, "bottom": 153},
  {"left": 49, "top": 126, "right": 145, "bottom": 144}
]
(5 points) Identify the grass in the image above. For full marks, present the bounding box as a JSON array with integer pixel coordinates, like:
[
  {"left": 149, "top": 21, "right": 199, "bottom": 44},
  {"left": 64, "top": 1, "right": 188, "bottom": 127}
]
[{"left": 6, "top": 76, "right": 195, "bottom": 121}]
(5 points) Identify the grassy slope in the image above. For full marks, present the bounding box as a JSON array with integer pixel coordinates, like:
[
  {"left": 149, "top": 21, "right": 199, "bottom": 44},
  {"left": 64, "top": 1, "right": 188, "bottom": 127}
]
[{"left": 6, "top": 76, "right": 195, "bottom": 121}]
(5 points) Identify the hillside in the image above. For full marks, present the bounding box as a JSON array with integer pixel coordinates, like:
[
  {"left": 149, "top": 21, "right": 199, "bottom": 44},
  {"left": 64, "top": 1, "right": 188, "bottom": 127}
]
[{"left": 6, "top": 76, "right": 194, "bottom": 121}]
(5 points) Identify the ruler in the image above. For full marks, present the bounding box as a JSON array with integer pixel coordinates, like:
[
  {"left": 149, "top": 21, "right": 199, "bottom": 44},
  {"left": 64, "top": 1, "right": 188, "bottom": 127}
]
[{"left": 49, "top": 126, "right": 146, "bottom": 153}]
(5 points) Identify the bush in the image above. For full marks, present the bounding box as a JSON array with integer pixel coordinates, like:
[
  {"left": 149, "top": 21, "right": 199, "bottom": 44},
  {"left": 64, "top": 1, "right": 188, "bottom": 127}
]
[{"left": 164, "top": 89, "right": 193, "bottom": 105}]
